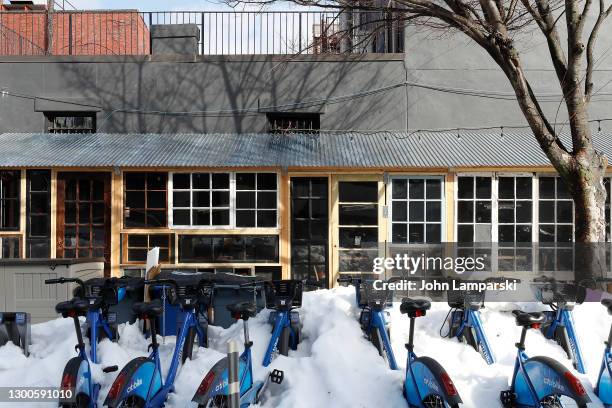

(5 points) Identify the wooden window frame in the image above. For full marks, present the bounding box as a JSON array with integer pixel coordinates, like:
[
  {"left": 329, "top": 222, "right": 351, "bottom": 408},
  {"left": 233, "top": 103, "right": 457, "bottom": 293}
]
[
  {"left": 121, "top": 233, "right": 174, "bottom": 265},
  {"left": 123, "top": 172, "right": 169, "bottom": 229}
]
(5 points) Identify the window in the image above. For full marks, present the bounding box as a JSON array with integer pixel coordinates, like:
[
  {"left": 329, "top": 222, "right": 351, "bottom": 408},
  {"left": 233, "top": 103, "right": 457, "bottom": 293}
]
[
  {"left": 538, "top": 177, "right": 573, "bottom": 243},
  {"left": 172, "top": 173, "right": 230, "bottom": 227},
  {"left": 122, "top": 233, "right": 173, "bottom": 264},
  {"left": 266, "top": 112, "right": 320, "bottom": 133},
  {"left": 338, "top": 181, "right": 379, "bottom": 273},
  {"left": 124, "top": 172, "right": 168, "bottom": 228},
  {"left": 170, "top": 172, "right": 279, "bottom": 229},
  {"left": 457, "top": 176, "right": 492, "bottom": 242},
  {"left": 26, "top": 170, "right": 51, "bottom": 258},
  {"left": 236, "top": 173, "right": 277, "bottom": 227},
  {"left": 498, "top": 176, "right": 533, "bottom": 243},
  {"left": 0, "top": 236, "right": 20, "bottom": 258},
  {"left": 178, "top": 235, "right": 279, "bottom": 263},
  {"left": 46, "top": 112, "right": 96, "bottom": 133},
  {"left": 391, "top": 177, "right": 443, "bottom": 243},
  {"left": 0, "top": 171, "right": 20, "bottom": 231}
]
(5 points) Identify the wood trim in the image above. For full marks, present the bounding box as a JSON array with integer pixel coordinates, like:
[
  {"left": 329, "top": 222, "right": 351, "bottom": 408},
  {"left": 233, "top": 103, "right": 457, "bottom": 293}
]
[
  {"left": 111, "top": 172, "right": 122, "bottom": 277},
  {"left": 19, "top": 169, "right": 26, "bottom": 258},
  {"left": 56, "top": 176, "right": 65, "bottom": 258},
  {"left": 50, "top": 170, "right": 57, "bottom": 258}
]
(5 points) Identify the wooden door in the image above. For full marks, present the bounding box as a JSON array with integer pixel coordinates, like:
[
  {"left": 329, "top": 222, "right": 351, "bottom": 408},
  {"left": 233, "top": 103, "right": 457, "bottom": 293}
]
[{"left": 57, "top": 172, "right": 111, "bottom": 275}]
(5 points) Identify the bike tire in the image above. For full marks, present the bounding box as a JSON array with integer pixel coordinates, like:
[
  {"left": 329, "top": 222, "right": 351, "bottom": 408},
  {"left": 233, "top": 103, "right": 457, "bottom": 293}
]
[
  {"left": 421, "top": 394, "right": 446, "bottom": 408},
  {"left": 538, "top": 395, "right": 587, "bottom": 408},
  {"left": 202, "top": 395, "right": 228, "bottom": 407},
  {"left": 182, "top": 326, "right": 196, "bottom": 364},
  {"left": 279, "top": 326, "right": 291, "bottom": 356}
]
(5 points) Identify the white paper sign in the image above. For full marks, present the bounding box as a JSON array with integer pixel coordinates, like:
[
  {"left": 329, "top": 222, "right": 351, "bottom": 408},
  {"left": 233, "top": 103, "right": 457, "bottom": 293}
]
[{"left": 146, "top": 247, "right": 160, "bottom": 274}]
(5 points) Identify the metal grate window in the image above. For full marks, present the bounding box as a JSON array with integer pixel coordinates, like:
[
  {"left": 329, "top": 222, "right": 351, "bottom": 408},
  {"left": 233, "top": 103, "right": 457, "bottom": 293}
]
[
  {"left": 266, "top": 112, "right": 320, "bottom": 134},
  {"left": 46, "top": 112, "right": 96, "bottom": 133}
]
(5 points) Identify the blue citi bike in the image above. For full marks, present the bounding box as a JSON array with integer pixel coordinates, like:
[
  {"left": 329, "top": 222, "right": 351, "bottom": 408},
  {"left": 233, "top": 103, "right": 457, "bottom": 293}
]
[
  {"left": 533, "top": 277, "right": 587, "bottom": 374},
  {"left": 337, "top": 275, "right": 397, "bottom": 370},
  {"left": 596, "top": 298, "right": 612, "bottom": 407},
  {"left": 45, "top": 276, "right": 143, "bottom": 408},
  {"left": 401, "top": 297, "right": 462, "bottom": 408},
  {"left": 500, "top": 310, "right": 590, "bottom": 408},
  {"left": 444, "top": 277, "right": 519, "bottom": 365},
  {"left": 104, "top": 272, "right": 214, "bottom": 408},
  {"left": 191, "top": 301, "right": 284, "bottom": 407}
]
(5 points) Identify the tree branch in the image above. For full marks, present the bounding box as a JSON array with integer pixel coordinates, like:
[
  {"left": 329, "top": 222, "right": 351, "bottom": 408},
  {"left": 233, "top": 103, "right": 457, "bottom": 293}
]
[{"left": 586, "top": 0, "right": 612, "bottom": 101}]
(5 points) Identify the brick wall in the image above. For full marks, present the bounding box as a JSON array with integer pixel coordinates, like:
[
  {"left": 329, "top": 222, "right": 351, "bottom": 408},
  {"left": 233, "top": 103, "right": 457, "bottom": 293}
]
[{"left": 0, "top": 11, "right": 150, "bottom": 55}]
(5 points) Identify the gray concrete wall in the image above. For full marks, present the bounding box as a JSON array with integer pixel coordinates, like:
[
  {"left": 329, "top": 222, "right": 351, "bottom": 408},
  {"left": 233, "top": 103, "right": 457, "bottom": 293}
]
[
  {"left": 404, "top": 17, "right": 612, "bottom": 134},
  {"left": 0, "top": 54, "right": 408, "bottom": 133}
]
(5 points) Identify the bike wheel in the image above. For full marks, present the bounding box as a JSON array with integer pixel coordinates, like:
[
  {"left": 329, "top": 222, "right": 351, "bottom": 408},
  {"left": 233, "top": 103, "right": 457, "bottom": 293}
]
[
  {"left": 370, "top": 328, "right": 387, "bottom": 362},
  {"left": 421, "top": 394, "right": 446, "bottom": 408},
  {"left": 202, "top": 395, "right": 229, "bottom": 407},
  {"left": 539, "top": 395, "right": 587, "bottom": 408},
  {"left": 116, "top": 396, "right": 145, "bottom": 407},
  {"left": 279, "top": 326, "right": 291, "bottom": 356}
]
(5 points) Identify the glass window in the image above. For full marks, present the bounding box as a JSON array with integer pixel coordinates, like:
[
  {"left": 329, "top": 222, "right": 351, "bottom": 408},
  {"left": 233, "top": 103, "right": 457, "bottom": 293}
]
[
  {"left": 236, "top": 173, "right": 278, "bottom": 228},
  {"left": 178, "top": 235, "right": 279, "bottom": 263},
  {"left": 172, "top": 173, "right": 230, "bottom": 227},
  {"left": 123, "top": 233, "right": 173, "bottom": 263},
  {"left": 457, "top": 176, "right": 492, "bottom": 242},
  {"left": 0, "top": 236, "right": 20, "bottom": 258},
  {"left": 46, "top": 112, "right": 96, "bottom": 133},
  {"left": 0, "top": 171, "right": 20, "bottom": 231},
  {"left": 124, "top": 172, "right": 168, "bottom": 228},
  {"left": 538, "top": 177, "right": 573, "bottom": 243},
  {"left": 26, "top": 170, "right": 51, "bottom": 258},
  {"left": 392, "top": 177, "right": 443, "bottom": 243},
  {"left": 266, "top": 112, "right": 320, "bottom": 134}
]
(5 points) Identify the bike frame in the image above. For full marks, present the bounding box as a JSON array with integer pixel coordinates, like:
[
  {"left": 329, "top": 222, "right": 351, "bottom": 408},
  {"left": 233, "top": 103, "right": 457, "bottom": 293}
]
[
  {"left": 263, "top": 310, "right": 295, "bottom": 367},
  {"left": 86, "top": 309, "right": 115, "bottom": 364},
  {"left": 451, "top": 308, "right": 495, "bottom": 365},
  {"left": 596, "top": 324, "right": 612, "bottom": 407},
  {"left": 146, "top": 307, "right": 203, "bottom": 407},
  {"left": 369, "top": 309, "right": 398, "bottom": 370},
  {"left": 509, "top": 348, "right": 542, "bottom": 407},
  {"left": 542, "top": 306, "right": 586, "bottom": 374}
]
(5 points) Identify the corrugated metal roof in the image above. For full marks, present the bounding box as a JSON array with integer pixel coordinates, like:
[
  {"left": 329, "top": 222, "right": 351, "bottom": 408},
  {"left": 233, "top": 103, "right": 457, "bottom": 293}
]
[{"left": 0, "top": 131, "right": 608, "bottom": 168}]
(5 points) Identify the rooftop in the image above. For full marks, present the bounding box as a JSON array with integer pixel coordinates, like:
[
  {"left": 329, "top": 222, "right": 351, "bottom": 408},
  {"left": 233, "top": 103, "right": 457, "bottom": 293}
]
[{"left": 0, "top": 130, "right": 601, "bottom": 169}]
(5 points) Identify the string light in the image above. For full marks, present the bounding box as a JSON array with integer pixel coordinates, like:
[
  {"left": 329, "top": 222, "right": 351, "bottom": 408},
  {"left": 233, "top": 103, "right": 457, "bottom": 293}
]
[
  {"left": 457, "top": 130, "right": 461, "bottom": 140},
  {"left": 500, "top": 126, "right": 504, "bottom": 139},
  {"left": 598, "top": 120, "right": 602, "bottom": 133}
]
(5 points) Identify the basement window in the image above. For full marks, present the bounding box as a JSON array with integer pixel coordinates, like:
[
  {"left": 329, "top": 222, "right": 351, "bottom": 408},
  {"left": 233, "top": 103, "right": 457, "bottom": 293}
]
[
  {"left": 266, "top": 112, "right": 320, "bottom": 134},
  {"left": 46, "top": 112, "right": 96, "bottom": 133}
]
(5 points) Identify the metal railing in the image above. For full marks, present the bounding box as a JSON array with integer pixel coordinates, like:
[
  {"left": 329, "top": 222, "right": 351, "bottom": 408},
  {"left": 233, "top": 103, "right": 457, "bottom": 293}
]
[{"left": 0, "top": 10, "right": 404, "bottom": 56}]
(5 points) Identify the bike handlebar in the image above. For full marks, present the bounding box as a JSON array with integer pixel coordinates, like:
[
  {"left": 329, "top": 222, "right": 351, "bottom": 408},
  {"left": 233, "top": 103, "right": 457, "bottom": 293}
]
[{"left": 44, "top": 277, "right": 85, "bottom": 291}]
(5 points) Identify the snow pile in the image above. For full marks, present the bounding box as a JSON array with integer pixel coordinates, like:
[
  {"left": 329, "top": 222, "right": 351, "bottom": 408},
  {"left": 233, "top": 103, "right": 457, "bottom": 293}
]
[{"left": 0, "top": 287, "right": 609, "bottom": 407}]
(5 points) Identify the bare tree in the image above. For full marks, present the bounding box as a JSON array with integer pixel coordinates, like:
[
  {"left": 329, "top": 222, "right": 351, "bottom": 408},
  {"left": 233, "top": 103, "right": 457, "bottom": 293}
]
[{"left": 233, "top": 0, "right": 612, "bottom": 247}]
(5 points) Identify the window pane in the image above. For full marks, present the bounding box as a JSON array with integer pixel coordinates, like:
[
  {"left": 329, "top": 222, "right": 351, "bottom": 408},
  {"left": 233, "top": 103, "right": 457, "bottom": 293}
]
[
  {"left": 458, "top": 177, "right": 473, "bottom": 199},
  {"left": 457, "top": 201, "right": 474, "bottom": 223},
  {"left": 498, "top": 201, "right": 514, "bottom": 223},
  {"left": 425, "top": 224, "right": 441, "bottom": 243},
  {"left": 236, "top": 192, "right": 255, "bottom": 209},
  {"left": 516, "top": 201, "right": 532, "bottom": 223},
  {"left": 339, "top": 204, "right": 377, "bottom": 225},
  {"left": 236, "top": 210, "right": 256, "bottom": 227},
  {"left": 474, "top": 224, "right": 492, "bottom": 242},
  {"left": 192, "top": 173, "right": 209, "bottom": 189},
  {"left": 516, "top": 177, "right": 532, "bottom": 199},
  {"left": 539, "top": 225, "right": 555, "bottom": 242},
  {"left": 147, "top": 210, "right": 166, "bottom": 227},
  {"left": 212, "top": 209, "right": 230, "bottom": 225},
  {"left": 392, "top": 202, "right": 407, "bottom": 221},
  {"left": 339, "top": 182, "right": 377, "bottom": 202},
  {"left": 173, "top": 173, "right": 191, "bottom": 189},
  {"left": 475, "top": 201, "right": 492, "bottom": 223},
  {"left": 147, "top": 173, "right": 167, "bottom": 190},
  {"left": 426, "top": 201, "right": 441, "bottom": 222},
  {"left": 392, "top": 223, "right": 407, "bottom": 242},
  {"left": 475, "top": 177, "right": 491, "bottom": 198},
  {"left": 125, "top": 173, "right": 146, "bottom": 190},
  {"left": 516, "top": 225, "right": 532, "bottom": 242},
  {"left": 257, "top": 192, "right": 276, "bottom": 209},
  {"left": 339, "top": 227, "right": 377, "bottom": 248},
  {"left": 539, "top": 201, "right": 554, "bottom": 223},
  {"left": 193, "top": 209, "right": 210, "bottom": 225},
  {"left": 257, "top": 210, "right": 276, "bottom": 227},
  {"left": 173, "top": 191, "right": 190, "bottom": 207},
  {"left": 557, "top": 201, "right": 573, "bottom": 223},
  {"left": 409, "top": 179, "right": 424, "bottom": 199},
  {"left": 539, "top": 177, "right": 555, "bottom": 199},
  {"left": 498, "top": 177, "right": 514, "bottom": 199},
  {"left": 212, "top": 173, "right": 230, "bottom": 189},
  {"left": 392, "top": 179, "right": 407, "bottom": 199},
  {"left": 457, "top": 225, "right": 473, "bottom": 242},
  {"left": 128, "top": 234, "right": 147, "bottom": 247},
  {"left": 426, "top": 179, "right": 441, "bottom": 199},
  {"left": 409, "top": 224, "right": 424, "bottom": 243},
  {"left": 557, "top": 179, "right": 570, "bottom": 199},
  {"left": 147, "top": 191, "right": 165, "bottom": 209},
  {"left": 236, "top": 173, "right": 256, "bottom": 190},
  {"left": 498, "top": 225, "right": 514, "bottom": 242},
  {"left": 192, "top": 191, "right": 210, "bottom": 207},
  {"left": 173, "top": 209, "right": 190, "bottom": 225},
  {"left": 409, "top": 201, "right": 424, "bottom": 222},
  {"left": 125, "top": 191, "right": 145, "bottom": 208},
  {"left": 78, "top": 180, "right": 90, "bottom": 200},
  {"left": 557, "top": 225, "right": 572, "bottom": 242},
  {"left": 257, "top": 173, "right": 277, "bottom": 190},
  {"left": 212, "top": 191, "right": 229, "bottom": 207}
]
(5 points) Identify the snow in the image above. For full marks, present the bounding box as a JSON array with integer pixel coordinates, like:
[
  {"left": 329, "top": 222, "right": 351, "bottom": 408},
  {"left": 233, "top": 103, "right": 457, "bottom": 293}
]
[{"left": 0, "top": 287, "right": 609, "bottom": 407}]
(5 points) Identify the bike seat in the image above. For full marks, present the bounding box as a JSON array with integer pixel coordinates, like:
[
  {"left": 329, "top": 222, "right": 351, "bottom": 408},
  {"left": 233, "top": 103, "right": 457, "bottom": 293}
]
[
  {"left": 602, "top": 298, "right": 612, "bottom": 315},
  {"left": 132, "top": 299, "right": 163, "bottom": 318},
  {"left": 400, "top": 298, "right": 431, "bottom": 317},
  {"left": 226, "top": 302, "right": 257, "bottom": 319},
  {"left": 512, "top": 310, "right": 545, "bottom": 327},
  {"left": 55, "top": 299, "right": 90, "bottom": 317}
]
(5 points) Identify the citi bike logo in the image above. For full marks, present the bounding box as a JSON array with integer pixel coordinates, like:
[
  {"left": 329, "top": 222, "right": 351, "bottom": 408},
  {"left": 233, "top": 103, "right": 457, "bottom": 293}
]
[
  {"left": 423, "top": 377, "right": 441, "bottom": 393},
  {"left": 544, "top": 376, "right": 566, "bottom": 392},
  {"left": 479, "top": 343, "right": 493, "bottom": 364},
  {"left": 127, "top": 378, "right": 143, "bottom": 394},
  {"left": 215, "top": 379, "right": 229, "bottom": 393}
]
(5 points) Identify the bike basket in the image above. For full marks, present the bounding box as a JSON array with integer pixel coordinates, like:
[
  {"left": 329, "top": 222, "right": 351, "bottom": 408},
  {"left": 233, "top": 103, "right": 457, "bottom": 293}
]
[
  {"left": 446, "top": 285, "right": 485, "bottom": 308},
  {"left": 265, "top": 280, "right": 303, "bottom": 309},
  {"left": 362, "top": 280, "right": 392, "bottom": 309}
]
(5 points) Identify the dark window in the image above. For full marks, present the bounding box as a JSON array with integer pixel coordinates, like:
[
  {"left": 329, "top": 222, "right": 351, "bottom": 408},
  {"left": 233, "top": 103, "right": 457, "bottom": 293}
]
[
  {"left": 266, "top": 112, "right": 320, "bottom": 134},
  {"left": 0, "top": 236, "right": 20, "bottom": 258},
  {"left": 178, "top": 235, "right": 279, "bottom": 263},
  {"left": 236, "top": 173, "right": 278, "bottom": 228},
  {"left": 122, "top": 233, "right": 173, "bottom": 263},
  {"left": 26, "top": 170, "right": 51, "bottom": 258},
  {"left": 457, "top": 176, "right": 492, "bottom": 242},
  {"left": 391, "top": 177, "right": 443, "bottom": 243},
  {"left": 171, "top": 173, "right": 230, "bottom": 227},
  {"left": 124, "top": 172, "right": 168, "bottom": 228},
  {"left": 538, "top": 177, "right": 573, "bottom": 243},
  {"left": 45, "top": 112, "right": 96, "bottom": 133},
  {"left": 0, "top": 171, "right": 20, "bottom": 231}
]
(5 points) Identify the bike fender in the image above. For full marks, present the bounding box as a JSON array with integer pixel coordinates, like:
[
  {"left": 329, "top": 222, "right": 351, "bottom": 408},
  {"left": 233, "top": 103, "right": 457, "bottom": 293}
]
[
  {"left": 192, "top": 356, "right": 252, "bottom": 404},
  {"left": 515, "top": 356, "right": 591, "bottom": 405},
  {"left": 405, "top": 356, "right": 462, "bottom": 406},
  {"left": 103, "top": 357, "right": 161, "bottom": 407},
  {"left": 60, "top": 356, "right": 91, "bottom": 404}
]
